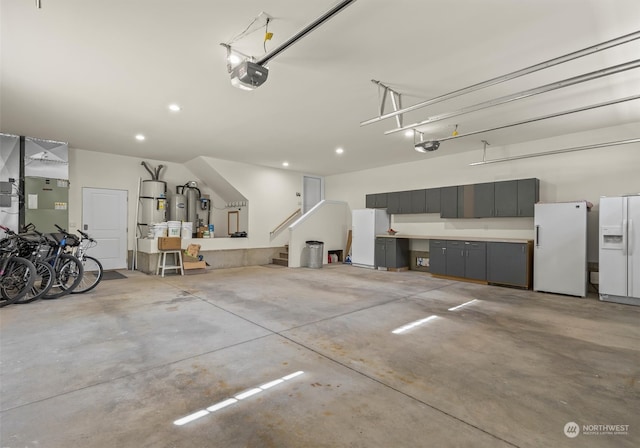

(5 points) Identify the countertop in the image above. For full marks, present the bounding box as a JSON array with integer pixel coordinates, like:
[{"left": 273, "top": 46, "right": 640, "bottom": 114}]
[{"left": 376, "top": 234, "right": 533, "bottom": 244}]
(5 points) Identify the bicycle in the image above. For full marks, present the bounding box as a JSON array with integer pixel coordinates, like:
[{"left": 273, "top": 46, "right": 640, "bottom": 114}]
[
  {"left": 68, "top": 229, "right": 103, "bottom": 294},
  {"left": 5, "top": 224, "right": 55, "bottom": 303},
  {"left": 41, "top": 224, "right": 84, "bottom": 299},
  {"left": 0, "top": 226, "right": 36, "bottom": 307}
]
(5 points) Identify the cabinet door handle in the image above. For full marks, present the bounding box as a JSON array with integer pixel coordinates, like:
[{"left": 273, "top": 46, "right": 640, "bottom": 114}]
[
  {"left": 535, "top": 225, "right": 540, "bottom": 246},
  {"left": 495, "top": 208, "right": 499, "bottom": 216},
  {"left": 442, "top": 248, "right": 446, "bottom": 254}
]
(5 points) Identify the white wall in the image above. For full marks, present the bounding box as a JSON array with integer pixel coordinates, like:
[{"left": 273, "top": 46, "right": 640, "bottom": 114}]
[
  {"left": 189, "top": 157, "right": 304, "bottom": 248},
  {"left": 288, "top": 200, "right": 350, "bottom": 268},
  {"left": 325, "top": 123, "right": 640, "bottom": 262}
]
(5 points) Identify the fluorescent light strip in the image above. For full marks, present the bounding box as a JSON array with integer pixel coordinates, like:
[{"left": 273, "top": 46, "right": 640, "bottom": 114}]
[
  {"left": 448, "top": 299, "right": 479, "bottom": 311},
  {"left": 173, "top": 410, "right": 210, "bottom": 426},
  {"left": 392, "top": 315, "right": 439, "bottom": 334},
  {"left": 206, "top": 398, "right": 237, "bottom": 412},
  {"left": 173, "top": 370, "right": 304, "bottom": 426},
  {"left": 235, "top": 388, "right": 262, "bottom": 400}
]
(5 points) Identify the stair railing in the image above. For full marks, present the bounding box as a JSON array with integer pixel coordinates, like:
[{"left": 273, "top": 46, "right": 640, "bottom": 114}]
[{"left": 270, "top": 208, "right": 302, "bottom": 237}]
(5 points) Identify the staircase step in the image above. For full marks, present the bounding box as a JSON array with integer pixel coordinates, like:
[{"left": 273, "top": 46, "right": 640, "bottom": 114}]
[
  {"left": 272, "top": 257, "right": 288, "bottom": 266},
  {"left": 279, "top": 252, "right": 289, "bottom": 259}
]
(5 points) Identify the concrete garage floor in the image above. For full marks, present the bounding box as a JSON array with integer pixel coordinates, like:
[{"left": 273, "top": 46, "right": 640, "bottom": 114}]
[{"left": 1, "top": 265, "right": 638, "bottom": 448}]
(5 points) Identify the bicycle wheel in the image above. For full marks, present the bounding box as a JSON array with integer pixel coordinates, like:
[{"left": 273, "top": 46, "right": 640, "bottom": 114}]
[
  {"left": 15, "top": 261, "right": 54, "bottom": 304},
  {"left": 0, "top": 257, "right": 36, "bottom": 307},
  {"left": 43, "top": 254, "right": 84, "bottom": 299},
  {"left": 71, "top": 256, "right": 103, "bottom": 294}
]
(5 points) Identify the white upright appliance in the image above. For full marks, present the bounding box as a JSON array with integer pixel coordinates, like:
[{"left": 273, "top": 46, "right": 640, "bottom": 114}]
[
  {"left": 599, "top": 195, "right": 640, "bottom": 306},
  {"left": 351, "top": 209, "right": 389, "bottom": 268},
  {"left": 534, "top": 201, "right": 588, "bottom": 297}
]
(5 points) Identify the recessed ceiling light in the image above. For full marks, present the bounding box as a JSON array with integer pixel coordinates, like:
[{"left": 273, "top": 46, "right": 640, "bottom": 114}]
[
  {"left": 168, "top": 104, "right": 181, "bottom": 112},
  {"left": 135, "top": 134, "right": 146, "bottom": 141},
  {"left": 335, "top": 147, "right": 344, "bottom": 154},
  {"left": 404, "top": 130, "right": 414, "bottom": 138},
  {"left": 282, "top": 161, "right": 289, "bottom": 167}
]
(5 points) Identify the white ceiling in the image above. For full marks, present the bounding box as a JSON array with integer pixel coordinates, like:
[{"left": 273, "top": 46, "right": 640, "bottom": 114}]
[{"left": 1, "top": 0, "right": 639, "bottom": 176}]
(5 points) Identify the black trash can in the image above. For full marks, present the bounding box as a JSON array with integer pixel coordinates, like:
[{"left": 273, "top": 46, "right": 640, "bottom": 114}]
[{"left": 306, "top": 240, "right": 324, "bottom": 268}]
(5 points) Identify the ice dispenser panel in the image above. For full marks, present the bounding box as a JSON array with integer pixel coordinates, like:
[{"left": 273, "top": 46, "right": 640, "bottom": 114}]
[{"left": 601, "top": 226, "right": 624, "bottom": 249}]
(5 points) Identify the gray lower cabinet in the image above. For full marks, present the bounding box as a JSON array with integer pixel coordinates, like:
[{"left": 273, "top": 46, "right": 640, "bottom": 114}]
[
  {"left": 429, "top": 240, "right": 447, "bottom": 275},
  {"left": 464, "top": 241, "right": 487, "bottom": 280},
  {"left": 375, "top": 237, "right": 386, "bottom": 268},
  {"left": 486, "top": 242, "right": 532, "bottom": 288},
  {"left": 446, "top": 240, "right": 466, "bottom": 277},
  {"left": 433, "top": 240, "right": 487, "bottom": 280},
  {"left": 375, "top": 237, "right": 409, "bottom": 268}
]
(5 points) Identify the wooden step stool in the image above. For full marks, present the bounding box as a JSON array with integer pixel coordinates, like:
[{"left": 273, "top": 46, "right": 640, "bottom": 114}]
[{"left": 156, "top": 250, "right": 184, "bottom": 277}]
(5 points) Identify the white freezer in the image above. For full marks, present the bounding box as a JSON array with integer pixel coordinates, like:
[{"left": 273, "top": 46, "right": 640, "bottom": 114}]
[
  {"left": 351, "top": 209, "right": 389, "bottom": 268},
  {"left": 533, "top": 201, "right": 588, "bottom": 297}
]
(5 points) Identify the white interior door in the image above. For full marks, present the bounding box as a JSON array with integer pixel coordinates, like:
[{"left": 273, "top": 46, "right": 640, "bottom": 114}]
[
  {"left": 82, "top": 188, "right": 128, "bottom": 270},
  {"left": 303, "top": 175, "right": 323, "bottom": 213}
]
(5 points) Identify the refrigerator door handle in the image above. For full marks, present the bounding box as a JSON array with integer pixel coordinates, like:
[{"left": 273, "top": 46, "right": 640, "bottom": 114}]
[
  {"left": 628, "top": 219, "right": 633, "bottom": 256},
  {"left": 535, "top": 225, "right": 540, "bottom": 247},
  {"left": 623, "top": 219, "right": 628, "bottom": 256}
]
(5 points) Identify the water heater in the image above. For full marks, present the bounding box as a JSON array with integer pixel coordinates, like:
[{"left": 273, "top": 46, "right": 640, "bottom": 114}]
[
  {"left": 169, "top": 193, "right": 187, "bottom": 221},
  {"left": 139, "top": 180, "right": 166, "bottom": 236}
]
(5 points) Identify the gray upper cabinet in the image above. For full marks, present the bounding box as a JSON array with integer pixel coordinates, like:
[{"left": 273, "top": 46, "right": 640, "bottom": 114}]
[
  {"left": 474, "top": 183, "right": 495, "bottom": 218},
  {"left": 366, "top": 193, "right": 388, "bottom": 209},
  {"left": 425, "top": 188, "right": 441, "bottom": 213},
  {"left": 494, "top": 180, "right": 518, "bottom": 217},
  {"left": 411, "top": 189, "right": 426, "bottom": 214},
  {"left": 517, "top": 178, "right": 539, "bottom": 217},
  {"left": 366, "top": 177, "right": 538, "bottom": 218},
  {"left": 493, "top": 178, "right": 539, "bottom": 217},
  {"left": 387, "top": 191, "right": 412, "bottom": 214},
  {"left": 365, "top": 194, "right": 376, "bottom": 209},
  {"left": 440, "top": 186, "right": 458, "bottom": 218}
]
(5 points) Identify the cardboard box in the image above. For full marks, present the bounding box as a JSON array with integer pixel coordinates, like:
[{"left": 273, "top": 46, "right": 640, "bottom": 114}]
[
  {"left": 158, "top": 237, "right": 181, "bottom": 250},
  {"left": 185, "top": 244, "right": 201, "bottom": 257},
  {"left": 183, "top": 261, "right": 206, "bottom": 270}
]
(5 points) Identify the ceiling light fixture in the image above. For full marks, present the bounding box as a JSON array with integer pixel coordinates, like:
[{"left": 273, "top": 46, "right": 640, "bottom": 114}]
[
  {"left": 404, "top": 130, "right": 414, "bottom": 138},
  {"left": 336, "top": 148, "right": 344, "bottom": 154},
  {"left": 413, "top": 130, "right": 440, "bottom": 153},
  {"left": 282, "top": 161, "right": 289, "bottom": 167},
  {"left": 168, "top": 104, "right": 181, "bottom": 112},
  {"left": 135, "top": 134, "right": 145, "bottom": 141}
]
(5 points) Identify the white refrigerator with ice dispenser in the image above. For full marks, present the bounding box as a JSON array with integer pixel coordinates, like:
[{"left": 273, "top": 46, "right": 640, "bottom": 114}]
[
  {"left": 599, "top": 195, "right": 640, "bottom": 306},
  {"left": 351, "top": 209, "right": 389, "bottom": 268},
  {"left": 533, "top": 201, "right": 588, "bottom": 297}
]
